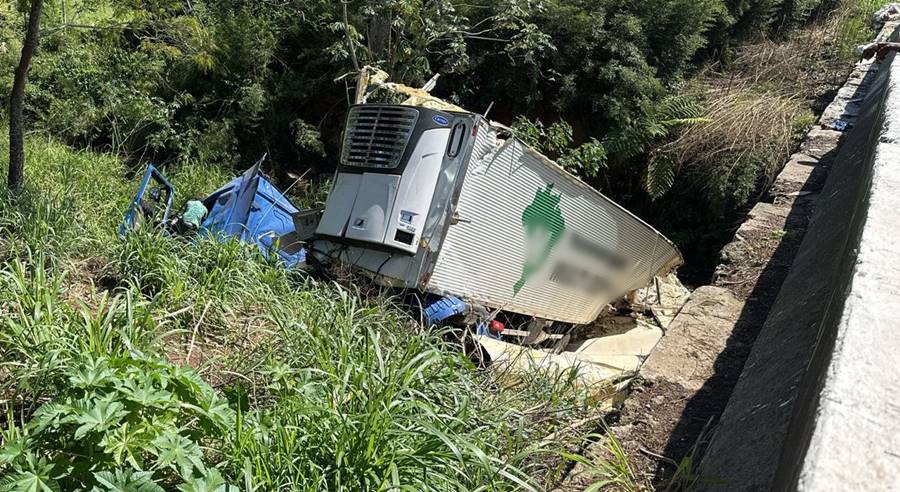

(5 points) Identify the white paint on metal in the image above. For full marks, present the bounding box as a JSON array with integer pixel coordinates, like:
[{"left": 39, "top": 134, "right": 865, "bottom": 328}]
[
  {"left": 317, "top": 172, "right": 362, "bottom": 237},
  {"left": 430, "top": 130, "right": 682, "bottom": 325},
  {"left": 344, "top": 172, "right": 400, "bottom": 244},
  {"left": 383, "top": 128, "right": 450, "bottom": 253}
]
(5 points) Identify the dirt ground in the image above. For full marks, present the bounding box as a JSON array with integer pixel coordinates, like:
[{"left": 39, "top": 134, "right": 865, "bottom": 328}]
[
  {"left": 613, "top": 379, "right": 722, "bottom": 487},
  {"left": 609, "top": 188, "right": 821, "bottom": 489}
]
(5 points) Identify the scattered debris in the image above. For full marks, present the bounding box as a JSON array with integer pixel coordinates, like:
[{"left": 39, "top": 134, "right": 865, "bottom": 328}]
[
  {"left": 120, "top": 159, "right": 315, "bottom": 268},
  {"left": 568, "top": 319, "right": 663, "bottom": 374},
  {"left": 477, "top": 335, "right": 631, "bottom": 405},
  {"left": 357, "top": 66, "right": 465, "bottom": 111},
  {"left": 826, "top": 118, "right": 851, "bottom": 131},
  {"left": 633, "top": 274, "right": 692, "bottom": 329}
]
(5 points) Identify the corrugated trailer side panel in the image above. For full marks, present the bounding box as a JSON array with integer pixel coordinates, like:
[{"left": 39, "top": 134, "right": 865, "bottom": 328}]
[{"left": 428, "top": 133, "right": 682, "bottom": 325}]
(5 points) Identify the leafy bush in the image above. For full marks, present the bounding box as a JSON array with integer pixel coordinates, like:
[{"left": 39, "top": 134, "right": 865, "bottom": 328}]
[
  {"left": 0, "top": 252, "right": 237, "bottom": 490},
  {"left": 1, "top": 353, "right": 236, "bottom": 490},
  {"left": 1, "top": 0, "right": 851, "bottom": 172},
  {"left": 511, "top": 95, "right": 706, "bottom": 198}
]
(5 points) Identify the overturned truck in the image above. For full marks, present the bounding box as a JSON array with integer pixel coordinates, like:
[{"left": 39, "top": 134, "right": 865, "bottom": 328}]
[
  {"left": 122, "top": 73, "right": 683, "bottom": 365},
  {"left": 309, "top": 77, "right": 682, "bottom": 339}
]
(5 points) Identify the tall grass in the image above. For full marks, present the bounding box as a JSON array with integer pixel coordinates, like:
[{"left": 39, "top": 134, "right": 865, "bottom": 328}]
[
  {"left": 653, "top": 0, "right": 884, "bottom": 245},
  {"left": 0, "top": 135, "right": 599, "bottom": 489},
  {"left": 833, "top": 0, "right": 887, "bottom": 61},
  {"left": 562, "top": 430, "right": 640, "bottom": 492},
  {"left": 225, "top": 292, "right": 533, "bottom": 490}
]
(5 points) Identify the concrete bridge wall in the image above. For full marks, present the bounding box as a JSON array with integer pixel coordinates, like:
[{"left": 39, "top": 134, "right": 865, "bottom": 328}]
[{"left": 699, "top": 24, "right": 900, "bottom": 491}]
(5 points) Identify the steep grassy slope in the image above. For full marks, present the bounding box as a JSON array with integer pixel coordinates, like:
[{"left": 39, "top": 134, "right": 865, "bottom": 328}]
[{"left": 0, "top": 138, "right": 600, "bottom": 490}]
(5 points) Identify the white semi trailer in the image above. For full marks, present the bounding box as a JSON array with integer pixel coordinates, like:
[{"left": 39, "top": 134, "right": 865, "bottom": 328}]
[{"left": 311, "top": 101, "right": 682, "bottom": 327}]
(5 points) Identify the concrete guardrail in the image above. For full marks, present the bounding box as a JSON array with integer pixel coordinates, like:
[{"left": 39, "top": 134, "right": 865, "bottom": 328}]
[{"left": 698, "top": 23, "right": 900, "bottom": 491}]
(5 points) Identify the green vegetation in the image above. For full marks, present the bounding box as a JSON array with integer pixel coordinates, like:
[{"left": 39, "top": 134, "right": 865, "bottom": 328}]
[
  {"left": 0, "top": 136, "right": 598, "bottom": 490},
  {"left": 0, "top": 1, "right": 885, "bottom": 258},
  {"left": 563, "top": 430, "right": 640, "bottom": 492},
  {"left": 634, "top": 0, "right": 883, "bottom": 260},
  {"left": 0, "top": 1, "right": 880, "bottom": 183},
  {"left": 0, "top": 0, "right": 887, "bottom": 489}
]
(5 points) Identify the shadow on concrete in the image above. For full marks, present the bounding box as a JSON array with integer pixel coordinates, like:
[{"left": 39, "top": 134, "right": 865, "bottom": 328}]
[{"left": 650, "top": 59, "right": 883, "bottom": 488}]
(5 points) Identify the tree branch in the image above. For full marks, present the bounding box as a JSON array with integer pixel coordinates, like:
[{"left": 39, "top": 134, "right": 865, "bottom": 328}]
[
  {"left": 342, "top": 0, "right": 360, "bottom": 72},
  {"left": 41, "top": 22, "right": 130, "bottom": 36}
]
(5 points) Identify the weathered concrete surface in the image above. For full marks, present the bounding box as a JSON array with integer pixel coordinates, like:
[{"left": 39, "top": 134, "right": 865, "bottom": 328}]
[
  {"left": 699, "top": 23, "right": 900, "bottom": 491},
  {"left": 796, "top": 50, "right": 900, "bottom": 492},
  {"left": 601, "top": 32, "right": 880, "bottom": 491},
  {"left": 641, "top": 286, "right": 742, "bottom": 392}
]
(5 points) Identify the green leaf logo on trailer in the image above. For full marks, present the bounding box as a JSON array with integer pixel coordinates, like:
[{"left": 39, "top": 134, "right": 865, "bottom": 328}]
[{"left": 514, "top": 184, "right": 567, "bottom": 294}]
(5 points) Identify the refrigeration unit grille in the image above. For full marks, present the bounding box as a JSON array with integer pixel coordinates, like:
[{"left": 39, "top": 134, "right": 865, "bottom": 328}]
[{"left": 342, "top": 106, "right": 419, "bottom": 169}]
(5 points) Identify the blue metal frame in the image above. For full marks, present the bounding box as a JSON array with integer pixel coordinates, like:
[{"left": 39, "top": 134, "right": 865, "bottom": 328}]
[
  {"left": 424, "top": 296, "right": 468, "bottom": 325},
  {"left": 120, "top": 160, "right": 310, "bottom": 268},
  {"left": 119, "top": 165, "right": 176, "bottom": 238}
]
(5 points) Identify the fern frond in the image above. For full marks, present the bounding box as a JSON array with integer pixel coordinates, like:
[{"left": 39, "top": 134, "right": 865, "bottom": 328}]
[
  {"left": 660, "top": 117, "right": 712, "bottom": 129},
  {"left": 644, "top": 122, "right": 668, "bottom": 140},
  {"left": 603, "top": 128, "right": 642, "bottom": 158},
  {"left": 605, "top": 123, "right": 664, "bottom": 159},
  {"left": 655, "top": 96, "right": 704, "bottom": 121},
  {"left": 645, "top": 153, "right": 677, "bottom": 200}
]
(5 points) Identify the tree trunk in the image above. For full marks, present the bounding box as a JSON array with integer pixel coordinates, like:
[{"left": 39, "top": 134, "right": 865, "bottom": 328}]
[
  {"left": 368, "top": 14, "right": 391, "bottom": 61},
  {"left": 8, "top": 0, "right": 44, "bottom": 192}
]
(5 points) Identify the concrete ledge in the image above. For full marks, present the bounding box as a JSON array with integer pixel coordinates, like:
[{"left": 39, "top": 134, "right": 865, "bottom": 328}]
[
  {"left": 641, "top": 286, "right": 742, "bottom": 392},
  {"left": 699, "top": 24, "right": 900, "bottom": 491},
  {"left": 797, "top": 50, "right": 900, "bottom": 492}
]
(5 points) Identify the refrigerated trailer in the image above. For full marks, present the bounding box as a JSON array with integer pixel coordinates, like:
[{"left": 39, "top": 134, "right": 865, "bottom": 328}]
[{"left": 311, "top": 103, "right": 682, "bottom": 326}]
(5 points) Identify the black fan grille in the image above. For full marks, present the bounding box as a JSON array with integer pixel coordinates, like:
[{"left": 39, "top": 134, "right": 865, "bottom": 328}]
[{"left": 341, "top": 106, "right": 419, "bottom": 169}]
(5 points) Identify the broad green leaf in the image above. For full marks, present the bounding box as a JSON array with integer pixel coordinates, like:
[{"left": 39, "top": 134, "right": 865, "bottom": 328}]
[
  {"left": 68, "top": 356, "right": 114, "bottom": 390},
  {"left": 73, "top": 398, "right": 129, "bottom": 440},
  {"left": 93, "top": 468, "right": 165, "bottom": 492},
  {"left": 0, "top": 437, "right": 29, "bottom": 465},
  {"left": 117, "top": 377, "right": 173, "bottom": 410},
  {"left": 27, "top": 403, "right": 71, "bottom": 434},
  {"left": 99, "top": 423, "right": 151, "bottom": 470},
  {"left": 151, "top": 431, "right": 206, "bottom": 479},
  {"left": 176, "top": 469, "right": 238, "bottom": 492},
  {"left": 0, "top": 456, "right": 62, "bottom": 492},
  {"left": 0, "top": 471, "right": 60, "bottom": 492}
]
